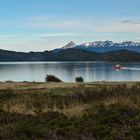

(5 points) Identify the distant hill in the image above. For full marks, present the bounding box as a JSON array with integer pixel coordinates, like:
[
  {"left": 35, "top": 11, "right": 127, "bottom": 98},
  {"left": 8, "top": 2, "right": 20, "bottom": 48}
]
[
  {"left": 0, "top": 48, "right": 140, "bottom": 62},
  {"left": 100, "top": 50, "right": 140, "bottom": 62}
]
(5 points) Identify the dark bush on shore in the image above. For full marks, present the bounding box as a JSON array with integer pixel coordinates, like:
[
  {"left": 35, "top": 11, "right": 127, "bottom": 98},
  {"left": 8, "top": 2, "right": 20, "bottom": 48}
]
[
  {"left": 75, "top": 77, "right": 84, "bottom": 82},
  {"left": 45, "top": 75, "right": 62, "bottom": 82}
]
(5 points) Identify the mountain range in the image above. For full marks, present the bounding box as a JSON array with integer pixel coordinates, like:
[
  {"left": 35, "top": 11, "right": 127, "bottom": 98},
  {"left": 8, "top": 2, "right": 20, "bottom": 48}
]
[
  {"left": 61, "top": 41, "right": 140, "bottom": 53},
  {"left": 0, "top": 41, "right": 140, "bottom": 62}
]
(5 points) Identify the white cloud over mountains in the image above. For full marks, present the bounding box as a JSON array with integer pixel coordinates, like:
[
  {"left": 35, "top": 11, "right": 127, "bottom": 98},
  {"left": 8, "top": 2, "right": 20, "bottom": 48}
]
[{"left": 22, "top": 16, "right": 140, "bottom": 33}]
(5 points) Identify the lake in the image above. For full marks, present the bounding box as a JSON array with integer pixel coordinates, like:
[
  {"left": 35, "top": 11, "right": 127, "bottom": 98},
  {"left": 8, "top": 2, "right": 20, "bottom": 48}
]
[{"left": 0, "top": 61, "right": 140, "bottom": 82}]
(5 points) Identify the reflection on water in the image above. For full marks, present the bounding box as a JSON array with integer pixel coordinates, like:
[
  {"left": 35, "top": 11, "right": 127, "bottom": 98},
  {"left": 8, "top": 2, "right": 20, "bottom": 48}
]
[{"left": 0, "top": 61, "right": 140, "bottom": 82}]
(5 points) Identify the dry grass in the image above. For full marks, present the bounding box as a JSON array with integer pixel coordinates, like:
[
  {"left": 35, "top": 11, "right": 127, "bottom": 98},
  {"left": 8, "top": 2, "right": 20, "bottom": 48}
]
[
  {"left": 0, "top": 82, "right": 140, "bottom": 140},
  {"left": 2, "top": 81, "right": 140, "bottom": 117},
  {"left": 0, "top": 81, "right": 138, "bottom": 90},
  {"left": 4, "top": 99, "right": 90, "bottom": 117}
]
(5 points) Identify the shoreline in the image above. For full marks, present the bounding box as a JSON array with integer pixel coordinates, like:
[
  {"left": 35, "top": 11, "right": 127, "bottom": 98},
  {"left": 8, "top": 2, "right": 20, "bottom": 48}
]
[{"left": 0, "top": 81, "right": 139, "bottom": 92}]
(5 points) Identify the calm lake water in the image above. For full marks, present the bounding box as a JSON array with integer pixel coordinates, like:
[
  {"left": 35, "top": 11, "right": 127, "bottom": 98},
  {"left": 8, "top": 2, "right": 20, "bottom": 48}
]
[{"left": 0, "top": 61, "right": 140, "bottom": 82}]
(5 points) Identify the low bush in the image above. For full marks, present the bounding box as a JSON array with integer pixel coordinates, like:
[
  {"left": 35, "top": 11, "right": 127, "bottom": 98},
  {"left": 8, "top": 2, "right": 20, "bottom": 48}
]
[
  {"left": 45, "top": 75, "right": 62, "bottom": 82},
  {"left": 75, "top": 77, "right": 84, "bottom": 83}
]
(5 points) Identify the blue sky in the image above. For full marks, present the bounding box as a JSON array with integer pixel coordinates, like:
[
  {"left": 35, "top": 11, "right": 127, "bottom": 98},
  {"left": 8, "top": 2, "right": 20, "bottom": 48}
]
[{"left": 0, "top": 0, "right": 140, "bottom": 51}]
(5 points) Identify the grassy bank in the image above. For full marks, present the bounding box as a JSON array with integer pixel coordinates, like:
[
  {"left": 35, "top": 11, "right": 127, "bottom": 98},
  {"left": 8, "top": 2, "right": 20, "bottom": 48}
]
[{"left": 0, "top": 82, "right": 140, "bottom": 140}]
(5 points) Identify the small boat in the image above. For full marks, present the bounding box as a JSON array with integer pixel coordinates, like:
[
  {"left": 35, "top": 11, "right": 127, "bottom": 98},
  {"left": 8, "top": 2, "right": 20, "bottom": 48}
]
[{"left": 113, "top": 64, "right": 124, "bottom": 70}]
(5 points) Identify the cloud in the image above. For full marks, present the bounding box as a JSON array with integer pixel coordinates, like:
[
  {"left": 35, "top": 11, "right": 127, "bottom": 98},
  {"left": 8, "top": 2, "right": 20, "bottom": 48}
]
[
  {"left": 1, "top": 15, "right": 140, "bottom": 33},
  {"left": 120, "top": 18, "right": 140, "bottom": 24},
  {"left": 21, "top": 16, "right": 140, "bottom": 33},
  {"left": 33, "top": 33, "right": 96, "bottom": 37}
]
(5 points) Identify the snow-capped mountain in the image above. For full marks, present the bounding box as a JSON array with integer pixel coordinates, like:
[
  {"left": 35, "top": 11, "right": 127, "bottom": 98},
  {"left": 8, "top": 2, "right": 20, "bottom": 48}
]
[
  {"left": 62, "top": 41, "right": 76, "bottom": 49},
  {"left": 62, "top": 41, "right": 140, "bottom": 53}
]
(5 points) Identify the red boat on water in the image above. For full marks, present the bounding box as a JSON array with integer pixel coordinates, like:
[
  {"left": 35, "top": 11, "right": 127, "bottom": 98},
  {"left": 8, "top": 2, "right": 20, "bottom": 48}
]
[{"left": 113, "top": 64, "right": 124, "bottom": 70}]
